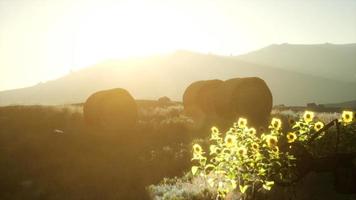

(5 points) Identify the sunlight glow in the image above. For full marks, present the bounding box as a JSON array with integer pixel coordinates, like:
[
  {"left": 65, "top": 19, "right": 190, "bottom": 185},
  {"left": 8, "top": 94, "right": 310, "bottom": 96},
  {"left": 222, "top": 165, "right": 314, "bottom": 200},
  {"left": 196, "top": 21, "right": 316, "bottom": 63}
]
[
  {"left": 1, "top": 0, "right": 355, "bottom": 91},
  {"left": 67, "top": 1, "right": 250, "bottom": 68}
]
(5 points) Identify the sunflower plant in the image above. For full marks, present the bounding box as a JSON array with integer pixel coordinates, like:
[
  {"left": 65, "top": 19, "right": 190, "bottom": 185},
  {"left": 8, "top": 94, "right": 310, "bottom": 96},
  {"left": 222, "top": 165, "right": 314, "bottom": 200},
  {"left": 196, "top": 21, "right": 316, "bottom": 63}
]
[
  {"left": 289, "top": 110, "right": 355, "bottom": 145},
  {"left": 190, "top": 110, "right": 355, "bottom": 199},
  {"left": 337, "top": 110, "right": 356, "bottom": 152},
  {"left": 191, "top": 117, "right": 296, "bottom": 199}
]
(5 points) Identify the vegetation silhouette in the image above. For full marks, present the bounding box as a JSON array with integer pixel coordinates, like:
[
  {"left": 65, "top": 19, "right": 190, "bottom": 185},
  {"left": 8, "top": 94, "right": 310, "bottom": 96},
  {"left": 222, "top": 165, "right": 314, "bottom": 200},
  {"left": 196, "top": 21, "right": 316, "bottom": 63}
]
[{"left": 0, "top": 102, "right": 194, "bottom": 200}]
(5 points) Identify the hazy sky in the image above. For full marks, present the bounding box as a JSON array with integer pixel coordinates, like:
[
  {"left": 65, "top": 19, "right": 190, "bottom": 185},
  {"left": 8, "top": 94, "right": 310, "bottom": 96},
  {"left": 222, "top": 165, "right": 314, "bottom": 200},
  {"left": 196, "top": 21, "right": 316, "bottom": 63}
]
[{"left": 1, "top": 0, "right": 356, "bottom": 91}]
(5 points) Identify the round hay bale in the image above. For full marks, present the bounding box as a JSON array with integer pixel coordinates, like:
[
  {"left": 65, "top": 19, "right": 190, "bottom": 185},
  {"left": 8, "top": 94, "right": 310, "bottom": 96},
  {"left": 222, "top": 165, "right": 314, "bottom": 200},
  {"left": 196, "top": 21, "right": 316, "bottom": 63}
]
[
  {"left": 195, "top": 79, "right": 223, "bottom": 116},
  {"left": 183, "top": 79, "right": 223, "bottom": 119},
  {"left": 183, "top": 80, "right": 208, "bottom": 117},
  {"left": 83, "top": 88, "right": 138, "bottom": 130},
  {"left": 215, "top": 77, "right": 273, "bottom": 127}
]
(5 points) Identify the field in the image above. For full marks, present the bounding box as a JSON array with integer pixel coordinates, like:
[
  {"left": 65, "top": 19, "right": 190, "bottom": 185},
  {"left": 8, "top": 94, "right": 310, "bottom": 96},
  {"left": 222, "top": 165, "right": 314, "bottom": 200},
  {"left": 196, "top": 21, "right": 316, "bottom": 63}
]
[
  {"left": 0, "top": 101, "right": 198, "bottom": 200},
  {"left": 0, "top": 102, "right": 355, "bottom": 200}
]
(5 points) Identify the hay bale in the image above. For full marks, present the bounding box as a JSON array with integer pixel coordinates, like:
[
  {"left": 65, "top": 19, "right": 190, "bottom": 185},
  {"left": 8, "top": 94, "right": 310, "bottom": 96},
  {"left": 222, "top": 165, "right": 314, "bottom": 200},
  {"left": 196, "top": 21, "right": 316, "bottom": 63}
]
[
  {"left": 215, "top": 77, "right": 273, "bottom": 127},
  {"left": 183, "top": 79, "right": 223, "bottom": 119},
  {"left": 195, "top": 80, "right": 223, "bottom": 116},
  {"left": 83, "top": 88, "right": 138, "bottom": 130},
  {"left": 183, "top": 80, "right": 208, "bottom": 117}
]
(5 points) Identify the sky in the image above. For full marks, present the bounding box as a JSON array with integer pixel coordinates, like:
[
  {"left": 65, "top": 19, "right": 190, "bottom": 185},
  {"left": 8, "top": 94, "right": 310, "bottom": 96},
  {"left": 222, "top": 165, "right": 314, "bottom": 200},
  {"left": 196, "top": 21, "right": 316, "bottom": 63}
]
[{"left": 0, "top": 0, "right": 356, "bottom": 91}]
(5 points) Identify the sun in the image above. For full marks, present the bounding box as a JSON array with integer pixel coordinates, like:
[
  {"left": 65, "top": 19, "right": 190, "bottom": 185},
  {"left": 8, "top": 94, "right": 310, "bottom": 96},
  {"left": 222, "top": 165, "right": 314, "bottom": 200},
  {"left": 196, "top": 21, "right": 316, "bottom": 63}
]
[{"left": 71, "top": 2, "right": 205, "bottom": 67}]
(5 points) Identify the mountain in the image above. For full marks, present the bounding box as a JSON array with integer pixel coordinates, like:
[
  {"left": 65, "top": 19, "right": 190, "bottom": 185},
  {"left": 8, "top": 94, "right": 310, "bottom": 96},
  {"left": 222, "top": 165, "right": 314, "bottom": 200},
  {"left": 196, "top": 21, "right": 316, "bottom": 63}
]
[
  {"left": 1, "top": 49, "right": 356, "bottom": 106},
  {"left": 236, "top": 43, "right": 356, "bottom": 82},
  {"left": 325, "top": 100, "right": 356, "bottom": 109}
]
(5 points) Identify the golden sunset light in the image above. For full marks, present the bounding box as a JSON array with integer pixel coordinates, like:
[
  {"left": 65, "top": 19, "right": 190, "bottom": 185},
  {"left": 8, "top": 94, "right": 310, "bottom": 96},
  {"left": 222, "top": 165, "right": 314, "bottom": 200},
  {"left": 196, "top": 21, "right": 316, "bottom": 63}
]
[{"left": 0, "top": 1, "right": 355, "bottom": 199}]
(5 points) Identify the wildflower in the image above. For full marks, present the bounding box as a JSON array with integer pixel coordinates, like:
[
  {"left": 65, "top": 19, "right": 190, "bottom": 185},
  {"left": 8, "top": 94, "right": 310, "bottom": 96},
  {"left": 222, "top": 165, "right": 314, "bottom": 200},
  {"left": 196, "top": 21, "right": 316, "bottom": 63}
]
[
  {"left": 211, "top": 126, "right": 219, "bottom": 134},
  {"left": 271, "top": 146, "right": 279, "bottom": 153},
  {"left": 248, "top": 127, "right": 256, "bottom": 135},
  {"left": 341, "top": 111, "right": 353, "bottom": 124},
  {"left": 286, "top": 132, "right": 297, "bottom": 143},
  {"left": 193, "top": 144, "right": 203, "bottom": 155},
  {"left": 210, "top": 126, "right": 221, "bottom": 140},
  {"left": 271, "top": 118, "right": 282, "bottom": 130},
  {"left": 224, "top": 135, "right": 237, "bottom": 147},
  {"left": 314, "top": 121, "right": 324, "bottom": 132},
  {"left": 237, "top": 146, "right": 247, "bottom": 157},
  {"left": 251, "top": 142, "right": 259, "bottom": 151},
  {"left": 265, "top": 135, "right": 278, "bottom": 148},
  {"left": 303, "top": 111, "right": 314, "bottom": 123},
  {"left": 237, "top": 117, "right": 248, "bottom": 128}
]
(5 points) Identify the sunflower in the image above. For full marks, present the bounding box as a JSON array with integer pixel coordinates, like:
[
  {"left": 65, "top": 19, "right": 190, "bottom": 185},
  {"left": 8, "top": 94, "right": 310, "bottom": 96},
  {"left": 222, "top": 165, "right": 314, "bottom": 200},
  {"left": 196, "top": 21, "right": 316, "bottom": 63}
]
[
  {"left": 341, "top": 111, "right": 353, "bottom": 124},
  {"left": 265, "top": 135, "right": 278, "bottom": 148},
  {"left": 288, "top": 118, "right": 296, "bottom": 125},
  {"left": 247, "top": 127, "right": 256, "bottom": 135},
  {"left": 271, "top": 118, "right": 282, "bottom": 130},
  {"left": 271, "top": 146, "right": 279, "bottom": 153},
  {"left": 238, "top": 118, "right": 248, "bottom": 128},
  {"left": 237, "top": 146, "right": 248, "bottom": 157},
  {"left": 224, "top": 135, "right": 237, "bottom": 147},
  {"left": 211, "top": 126, "right": 219, "bottom": 134},
  {"left": 286, "top": 132, "right": 297, "bottom": 143},
  {"left": 303, "top": 111, "right": 314, "bottom": 123},
  {"left": 193, "top": 144, "right": 203, "bottom": 155},
  {"left": 251, "top": 142, "right": 259, "bottom": 151},
  {"left": 314, "top": 121, "right": 324, "bottom": 132},
  {"left": 210, "top": 126, "right": 221, "bottom": 140}
]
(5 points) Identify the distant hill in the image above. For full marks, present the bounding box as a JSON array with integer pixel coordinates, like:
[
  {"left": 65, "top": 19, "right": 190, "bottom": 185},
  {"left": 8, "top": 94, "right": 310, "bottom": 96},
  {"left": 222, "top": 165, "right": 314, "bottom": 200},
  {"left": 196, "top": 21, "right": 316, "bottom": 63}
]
[
  {"left": 237, "top": 43, "right": 356, "bottom": 82},
  {"left": 325, "top": 100, "right": 356, "bottom": 109},
  {"left": 1, "top": 48, "right": 356, "bottom": 106}
]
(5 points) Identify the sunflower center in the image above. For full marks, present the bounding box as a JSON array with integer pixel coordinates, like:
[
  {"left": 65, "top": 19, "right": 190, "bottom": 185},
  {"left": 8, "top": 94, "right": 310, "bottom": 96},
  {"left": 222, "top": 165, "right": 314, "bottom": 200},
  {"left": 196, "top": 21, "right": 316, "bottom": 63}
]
[
  {"left": 306, "top": 114, "right": 310, "bottom": 119},
  {"left": 345, "top": 114, "right": 350, "bottom": 119}
]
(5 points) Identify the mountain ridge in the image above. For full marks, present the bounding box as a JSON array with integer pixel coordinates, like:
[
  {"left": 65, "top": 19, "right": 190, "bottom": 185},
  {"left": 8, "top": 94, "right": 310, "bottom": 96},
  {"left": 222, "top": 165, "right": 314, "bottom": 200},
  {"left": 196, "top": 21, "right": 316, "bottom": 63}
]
[
  {"left": 1, "top": 44, "right": 356, "bottom": 106},
  {"left": 236, "top": 43, "right": 356, "bottom": 82}
]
